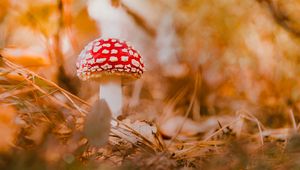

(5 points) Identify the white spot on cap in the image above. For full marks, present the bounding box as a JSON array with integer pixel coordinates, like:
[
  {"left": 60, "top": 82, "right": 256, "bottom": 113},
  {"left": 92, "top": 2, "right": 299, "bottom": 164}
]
[
  {"left": 115, "top": 64, "right": 124, "bottom": 68},
  {"left": 88, "top": 59, "right": 95, "bottom": 64},
  {"left": 111, "top": 49, "right": 118, "bottom": 54},
  {"left": 121, "top": 56, "right": 129, "bottom": 62},
  {"left": 131, "top": 59, "right": 140, "bottom": 67},
  {"left": 133, "top": 53, "right": 139, "bottom": 58},
  {"left": 140, "top": 58, "right": 144, "bottom": 64},
  {"left": 101, "top": 63, "right": 112, "bottom": 69},
  {"left": 109, "top": 56, "right": 118, "bottom": 62},
  {"left": 118, "top": 68, "right": 124, "bottom": 72},
  {"left": 122, "top": 49, "right": 128, "bottom": 53},
  {"left": 86, "top": 53, "right": 93, "bottom": 59},
  {"left": 111, "top": 39, "right": 116, "bottom": 42},
  {"left": 94, "top": 38, "right": 101, "bottom": 42},
  {"left": 94, "top": 41, "right": 100, "bottom": 46},
  {"left": 79, "top": 59, "right": 84, "bottom": 65},
  {"left": 115, "top": 43, "right": 122, "bottom": 47},
  {"left": 139, "top": 65, "right": 144, "bottom": 71},
  {"left": 93, "top": 46, "right": 101, "bottom": 53},
  {"left": 131, "top": 68, "right": 137, "bottom": 72},
  {"left": 96, "top": 58, "right": 106, "bottom": 63},
  {"left": 82, "top": 67, "right": 88, "bottom": 71},
  {"left": 129, "top": 50, "right": 134, "bottom": 55},
  {"left": 81, "top": 59, "right": 87, "bottom": 65},
  {"left": 125, "top": 64, "right": 131, "bottom": 68},
  {"left": 102, "top": 49, "right": 109, "bottom": 54},
  {"left": 102, "top": 43, "right": 111, "bottom": 47}
]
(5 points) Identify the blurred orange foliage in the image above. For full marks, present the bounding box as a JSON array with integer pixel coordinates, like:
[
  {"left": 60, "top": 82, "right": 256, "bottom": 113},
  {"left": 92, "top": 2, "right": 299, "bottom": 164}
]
[{"left": 0, "top": 105, "right": 18, "bottom": 152}]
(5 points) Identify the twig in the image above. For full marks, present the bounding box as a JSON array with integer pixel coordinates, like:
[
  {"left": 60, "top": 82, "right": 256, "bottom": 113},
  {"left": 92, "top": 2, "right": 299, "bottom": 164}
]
[
  {"left": 167, "top": 72, "right": 200, "bottom": 148},
  {"left": 289, "top": 109, "right": 297, "bottom": 131},
  {"left": 204, "top": 116, "right": 242, "bottom": 142},
  {"left": 238, "top": 111, "right": 264, "bottom": 145}
]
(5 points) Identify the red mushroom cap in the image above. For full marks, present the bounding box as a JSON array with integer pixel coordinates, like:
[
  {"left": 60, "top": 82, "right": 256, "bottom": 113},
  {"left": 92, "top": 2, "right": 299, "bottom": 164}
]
[{"left": 76, "top": 38, "right": 145, "bottom": 81}]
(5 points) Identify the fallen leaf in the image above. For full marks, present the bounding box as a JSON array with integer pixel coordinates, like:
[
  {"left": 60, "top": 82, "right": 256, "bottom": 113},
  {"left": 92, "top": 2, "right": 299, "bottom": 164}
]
[
  {"left": 159, "top": 116, "right": 204, "bottom": 138},
  {"left": 159, "top": 115, "right": 237, "bottom": 138},
  {"left": 112, "top": 119, "right": 158, "bottom": 145},
  {"left": 83, "top": 99, "right": 112, "bottom": 147}
]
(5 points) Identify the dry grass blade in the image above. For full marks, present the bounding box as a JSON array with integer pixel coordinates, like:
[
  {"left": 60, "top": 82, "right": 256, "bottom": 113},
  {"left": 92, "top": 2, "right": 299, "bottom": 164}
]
[
  {"left": 1, "top": 56, "right": 89, "bottom": 115},
  {"left": 110, "top": 128, "right": 156, "bottom": 154},
  {"left": 0, "top": 85, "right": 35, "bottom": 100},
  {"left": 239, "top": 111, "right": 265, "bottom": 145},
  {"left": 174, "top": 142, "right": 225, "bottom": 160},
  {"left": 167, "top": 72, "right": 200, "bottom": 148}
]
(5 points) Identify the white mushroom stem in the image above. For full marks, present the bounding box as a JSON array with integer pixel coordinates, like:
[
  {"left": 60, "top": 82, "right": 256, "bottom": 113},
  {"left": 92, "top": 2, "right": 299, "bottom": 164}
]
[{"left": 99, "top": 77, "right": 122, "bottom": 117}]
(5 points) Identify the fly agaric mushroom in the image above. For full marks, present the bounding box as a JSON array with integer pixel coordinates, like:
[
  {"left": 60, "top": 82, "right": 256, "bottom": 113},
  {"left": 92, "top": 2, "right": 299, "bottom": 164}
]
[{"left": 76, "top": 38, "right": 145, "bottom": 117}]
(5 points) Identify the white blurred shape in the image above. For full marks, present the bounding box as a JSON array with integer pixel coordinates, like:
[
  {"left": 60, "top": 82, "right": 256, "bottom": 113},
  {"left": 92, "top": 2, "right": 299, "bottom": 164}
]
[
  {"left": 244, "top": 15, "right": 275, "bottom": 75},
  {"left": 156, "top": 12, "right": 186, "bottom": 77},
  {"left": 156, "top": 12, "right": 180, "bottom": 65},
  {"left": 61, "top": 34, "right": 72, "bottom": 54},
  {"left": 88, "top": 0, "right": 128, "bottom": 38}
]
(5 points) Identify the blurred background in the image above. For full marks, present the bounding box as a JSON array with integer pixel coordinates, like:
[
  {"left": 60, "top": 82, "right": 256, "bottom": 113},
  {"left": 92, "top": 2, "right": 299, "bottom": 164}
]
[{"left": 1, "top": 0, "right": 300, "bottom": 169}]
